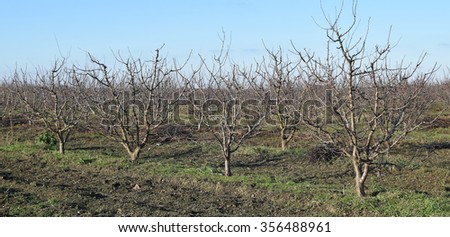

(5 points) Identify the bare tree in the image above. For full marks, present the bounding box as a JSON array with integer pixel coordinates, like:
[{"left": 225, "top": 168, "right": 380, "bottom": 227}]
[
  {"left": 258, "top": 47, "right": 302, "bottom": 150},
  {"left": 295, "top": 1, "right": 438, "bottom": 197},
  {"left": 11, "top": 59, "right": 83, "bottom": 154},
  {"left": 76, "top": 49, "right": 186, "bottom": 161},
  {"left": 0, "top": 81, "right": 19, "bottom": 144},
  {"left": 0, "top": 81, "right": 8, "bottom": 123},
  {"left": 171, "top": 65, "right": 204, "bottom": 129},
  {"left": 194, "top": 37, "right": 265, "bottom": 176},
  {"left": 443, "top": 70, "right": 450, "bottom": 107}
]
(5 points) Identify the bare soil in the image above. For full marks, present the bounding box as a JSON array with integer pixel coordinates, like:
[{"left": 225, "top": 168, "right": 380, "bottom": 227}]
[
  {"left": 1, "top": 124, "right": 449, "bottom": 216},
  {"left": 0, "top": 154, "right": 308, "bottom": 216}
]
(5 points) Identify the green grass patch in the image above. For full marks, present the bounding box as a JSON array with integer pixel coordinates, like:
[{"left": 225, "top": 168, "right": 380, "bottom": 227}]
[
  {"left": 323, "top": 191, "right": 450, "bottom": 216},
  {"left": 405, "top": 128, "right": 450, "bottom": 145},
  {"left": 8, "top": 199, "right": 60, "bottom": 217},
  {"left": 0, "top": 142, "right": 44, "bottom": 157}
]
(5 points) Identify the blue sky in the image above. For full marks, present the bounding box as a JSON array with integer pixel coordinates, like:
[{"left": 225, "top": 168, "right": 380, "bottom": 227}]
[{"left": 1, "top": 0, "right": 449, "bottom": 75}]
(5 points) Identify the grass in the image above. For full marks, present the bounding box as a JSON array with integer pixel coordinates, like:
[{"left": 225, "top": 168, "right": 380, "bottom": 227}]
[
  {"left": 8, "top": 199, "right": 60, "bottom": 217},
  {"left": 334, "top": 191, "right": 450, "bottom": 216},
  {"left": 95, "top": 144, "right": 450, "bottom": 216},
  {"left": 0, "top": 142, "right": 43, "bottom": 154},
  {"left": 405, "top": 128, "right": 450, "bottom": 145},
  {"left": 1, "top": 121, "right": 449, "bottom": 216}
]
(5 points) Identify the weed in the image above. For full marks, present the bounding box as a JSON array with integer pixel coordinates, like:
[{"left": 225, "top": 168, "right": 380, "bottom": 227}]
[
  {"left": 36, "top": 131, "right": 57, "bottom": 146},
  {"left": 77, "top": 156, "right": 96, "bottom": 164}
]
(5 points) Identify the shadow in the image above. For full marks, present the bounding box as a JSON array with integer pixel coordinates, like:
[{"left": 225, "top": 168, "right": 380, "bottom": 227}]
[
  {"left": 0, "top": 171, "right": 13, "bottom": 180},
  {"left": 292, "top": 169, "right": 353, "bottom": 183},
  {"left": 70, "top": 146, "right": 105, "bottom": 151},
  {"left": 236, "top": 156, "right": 285, "bottom": 168},
  {"left": 371, "top": 189, "right": 387, "bottom": 197},
  {"left": 406, "top": 141, "right": 450, "bottom": 152},
  {"left": 144, "top": 145, "right": 203, "bottom": 160},
  {"left": 414, "top": 190, "right": 430, "bottom": 196},
  {"left": 76, "top": 188, "right": 108, "bottom": 199},
  {"left": 0, "top": 187, "right": 21, "bottom": 195},
  {"left": 423, "top": 142, "right": 450, "bottom": 150}
]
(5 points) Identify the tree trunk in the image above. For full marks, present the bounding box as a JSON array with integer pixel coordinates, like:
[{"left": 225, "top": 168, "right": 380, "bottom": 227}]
[
  {"left": 355, "top": 177, "right": 366, "bottom": 197},
  {"left": 56, "top": 134, "right": 65, "bottom": 155},
  {"left": 128, "top": 148, "right": 141, "bottom": 162},
  {"left": 121, "top": 142, "right": 142, "bottom": 162},
  {"left": 280, "top": 127, "right": 287, "bottom": 151},
  {"left": 280, "top": 127, "right": 294, "bottom": 151},
  {"left": 123, "top": 145, "right": 140, "bottom": 162},
  {"left": 224, "top": 153, "right": 232, "bottom": 176},
  {"left": 281, "top": 137, "right": 287, "bottom": 151},
  {"left": 7, "top": 114, "right": 14, "bottom": 145},
  {"left": 58, "top": 141, "right": 65, "bottom": 155},
  {"left": 352, "top": 158, "right": 370, "bottom": 197}
]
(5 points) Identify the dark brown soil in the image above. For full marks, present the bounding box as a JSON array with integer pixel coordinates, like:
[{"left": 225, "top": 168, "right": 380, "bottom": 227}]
[
  {"left": 0, "top": 154, "right": 306, "bottom": 217},
  {"left": 1, "top": 125, "right": 449, "bottom": 217}
]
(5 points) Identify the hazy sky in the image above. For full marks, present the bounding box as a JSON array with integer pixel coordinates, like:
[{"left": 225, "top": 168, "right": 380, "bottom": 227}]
[{"left": 1, "top": 0, "right": 449, "bottom": 75}]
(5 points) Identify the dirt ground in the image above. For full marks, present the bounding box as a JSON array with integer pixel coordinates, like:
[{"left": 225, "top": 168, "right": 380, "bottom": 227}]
[
  {"left": 0, "top": 153, "right": 308, "bottom": 217},
  {"left": 1, "top": 122, "right": 449, "bottom": 217}
]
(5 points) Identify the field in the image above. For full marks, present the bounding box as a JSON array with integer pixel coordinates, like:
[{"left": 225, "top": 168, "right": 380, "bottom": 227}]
[{"left": 1, "top": 117, "right": 449, "bottom": 217}]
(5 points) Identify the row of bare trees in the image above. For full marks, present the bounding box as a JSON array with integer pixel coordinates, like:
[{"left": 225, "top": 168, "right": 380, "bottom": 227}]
[{"left": 1, "top": 4, "right": 443, "bottom": 197}]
